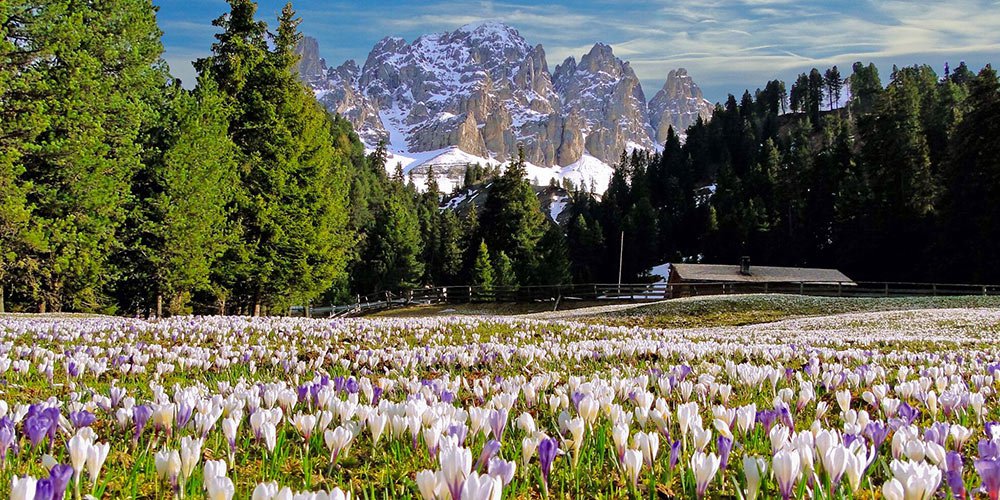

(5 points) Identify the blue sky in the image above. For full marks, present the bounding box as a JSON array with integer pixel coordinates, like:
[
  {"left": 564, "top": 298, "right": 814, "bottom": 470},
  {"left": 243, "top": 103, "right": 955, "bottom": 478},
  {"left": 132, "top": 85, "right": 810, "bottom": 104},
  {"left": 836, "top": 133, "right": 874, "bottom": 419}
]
[{"left": 158, "top": 0, "right": 1000, "bottom": 103}]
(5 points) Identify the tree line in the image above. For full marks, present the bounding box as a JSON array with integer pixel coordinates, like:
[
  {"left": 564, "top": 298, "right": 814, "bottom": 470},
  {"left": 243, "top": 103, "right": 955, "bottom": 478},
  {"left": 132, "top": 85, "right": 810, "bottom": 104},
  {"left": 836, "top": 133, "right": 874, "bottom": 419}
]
[
  {"left": 564, "top": 61, "right": 1000, "bottom": 286},
  {"left": 3, "top": 0, "right": 999, "bottom": 315}
]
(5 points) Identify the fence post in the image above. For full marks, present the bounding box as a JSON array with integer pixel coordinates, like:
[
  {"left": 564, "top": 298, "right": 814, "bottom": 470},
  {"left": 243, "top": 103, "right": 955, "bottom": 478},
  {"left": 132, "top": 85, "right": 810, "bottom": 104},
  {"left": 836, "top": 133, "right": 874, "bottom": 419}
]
[
  {"left": 984, "top": 286, "right": 988, "bottom": 296},
  {"left": 884, "top": 283, "right": 889, "bottom": 297},
  {"left": 799, "top": 282, "right": 804, "bottom": 295},
  {"left": 932, "top": 284, "right": 937, "bottom": 297},
  {"left": 838, "top": 282, "right": 842, "bottom": 297}
]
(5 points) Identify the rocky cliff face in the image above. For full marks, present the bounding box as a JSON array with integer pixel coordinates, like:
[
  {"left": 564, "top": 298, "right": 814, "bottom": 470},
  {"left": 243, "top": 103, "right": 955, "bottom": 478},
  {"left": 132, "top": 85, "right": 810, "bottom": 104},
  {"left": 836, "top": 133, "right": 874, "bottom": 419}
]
[
  {"left": 648, "top": 68, "right": 714, "bottom": 143},
  {"left": 297, "top": 22, "right": 713, "bottom": 184}
]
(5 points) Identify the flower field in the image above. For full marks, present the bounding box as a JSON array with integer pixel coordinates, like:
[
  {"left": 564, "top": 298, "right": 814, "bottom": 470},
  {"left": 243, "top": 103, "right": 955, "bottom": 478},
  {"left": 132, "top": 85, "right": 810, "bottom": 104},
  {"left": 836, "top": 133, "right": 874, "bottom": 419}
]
[{"left": 0, "top": 306, "right": 999, "bottom": 499}]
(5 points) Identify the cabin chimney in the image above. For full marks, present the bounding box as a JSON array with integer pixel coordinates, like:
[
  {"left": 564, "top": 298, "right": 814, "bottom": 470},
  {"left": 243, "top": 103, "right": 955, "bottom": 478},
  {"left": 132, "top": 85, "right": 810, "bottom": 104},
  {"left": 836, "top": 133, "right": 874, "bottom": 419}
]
[{"left": 740, "top": 256, "right": 751, "bottom": 275}]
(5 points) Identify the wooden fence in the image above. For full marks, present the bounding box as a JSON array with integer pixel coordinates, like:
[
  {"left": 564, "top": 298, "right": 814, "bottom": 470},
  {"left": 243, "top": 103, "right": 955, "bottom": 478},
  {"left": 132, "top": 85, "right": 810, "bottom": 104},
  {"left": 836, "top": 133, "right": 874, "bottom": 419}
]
[{"left": 293, "top": 280, "right": 1000, "bottom": 318}]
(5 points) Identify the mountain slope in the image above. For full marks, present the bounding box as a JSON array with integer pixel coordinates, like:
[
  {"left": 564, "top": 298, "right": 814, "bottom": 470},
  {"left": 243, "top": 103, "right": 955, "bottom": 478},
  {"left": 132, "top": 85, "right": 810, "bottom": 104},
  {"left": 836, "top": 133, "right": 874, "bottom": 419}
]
[{"left": 297, "top": 21, "right": 713, "bottom": 193}]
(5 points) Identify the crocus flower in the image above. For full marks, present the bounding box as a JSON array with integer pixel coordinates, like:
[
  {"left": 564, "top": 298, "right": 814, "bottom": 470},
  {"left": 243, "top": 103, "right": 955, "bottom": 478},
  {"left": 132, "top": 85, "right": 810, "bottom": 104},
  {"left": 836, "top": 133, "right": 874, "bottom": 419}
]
[
  {"left": 10, "top": 475, "right": 37, "bottom": 500},
  {"left": 440, "top": 445, "right": 472, "bottom": 500},
  {"left": 24, "top": 412, "right": 52, "bottom": 448},
  {"left": 86, "top": 442, "right": 110, "bottom": 488},
  {"left": 475, "top": 440, "right": 501, "bottom": 472},
  {"left": 155, "top": 448, "right": 181, "bottom": 490},
  {"left": 976, "top": 458, "right": 1000, "bottom": 500},
  {"left": 48, "top": 464, "right": 73, "bottom": 500},
  {"left": 623, "top": 449, "right": 642, "bottom": 489},
  {"left": 0, "top": 417, "right": 15, "bottom": 467},
  {"left": 488, "top": 409, "right": 508, "bottom": 442},
  {"left": 324, "top": 425, "right": 355, "bottom": 466},
  {"left": 68, "top": 433, "right": 91, "bottom": 497},
  {"left": 690, "top": 451, "right": 720, "bottom": 499},
  {"left": 773, "top": 448, "right": 801, "bottom": 500},
  {"left": 717, "top": 435, "right": 733, "bottom": 471},
  {"left": 132, "top": 405, "right": 153, "bottom": 443},
  {"left": 69, "top": 410, "right": 95, "bottom": 429},
  {"left": 538, "top": 437, "right": 558, "bottom": 494},
  {"left": 487, "top": 457, "right": 516, "bottom": 486},
  {"left": 743, "top": 456, "right": 765, "bottom": 500},
  {"left": 945, "top": 452, "right": 966, "bottom": 499}
]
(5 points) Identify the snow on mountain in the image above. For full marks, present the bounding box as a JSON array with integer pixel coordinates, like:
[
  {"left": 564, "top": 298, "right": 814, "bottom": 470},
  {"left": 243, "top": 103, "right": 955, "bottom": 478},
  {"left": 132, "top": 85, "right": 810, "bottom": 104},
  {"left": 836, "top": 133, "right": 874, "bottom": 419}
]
[{"left": 298, "top": 22, "right": 714, "bottom": 195}]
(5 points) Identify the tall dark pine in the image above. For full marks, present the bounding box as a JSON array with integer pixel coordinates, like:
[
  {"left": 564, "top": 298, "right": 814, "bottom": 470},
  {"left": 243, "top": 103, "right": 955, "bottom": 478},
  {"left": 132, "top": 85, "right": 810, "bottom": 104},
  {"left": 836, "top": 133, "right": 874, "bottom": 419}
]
[
  {"left": 199, "top": 1, "right": 352, "bottom": 314},
  {"left": 8, "top": 0, "right": 165, "bottom": 312},
  {"left": 478, "top": 150, "right": 546, "bottom": 284},
  {"left": 940, "top": 67, "right": 1000, "bottom": 283}
]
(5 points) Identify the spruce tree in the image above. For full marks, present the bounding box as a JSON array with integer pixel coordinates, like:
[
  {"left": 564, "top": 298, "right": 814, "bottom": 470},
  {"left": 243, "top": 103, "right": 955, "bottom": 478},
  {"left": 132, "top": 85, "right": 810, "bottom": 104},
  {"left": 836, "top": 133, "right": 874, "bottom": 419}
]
[
  {"left": 478, "top": 149, "right": 546, "bottom": 282},
  {"left": 472, "top": 241, "right": 494, "bottom": 293},
  {"left": 125, "top": 76, "right": 237, "bottom": 315},
  {"left": 534, "top": 224, "right": 571, "bottom": 286},
  {"left": 11, "top": 0, "right": 166, "bottom": 312},
  {"left": 940, "top": 66, "right": 1000, "bottom": 282},
  {"left": 493, "top": 251, "right": 517, "bottom": 289},
  {"left": 199, "top": 1, "right": 352, "bottom": 312}
]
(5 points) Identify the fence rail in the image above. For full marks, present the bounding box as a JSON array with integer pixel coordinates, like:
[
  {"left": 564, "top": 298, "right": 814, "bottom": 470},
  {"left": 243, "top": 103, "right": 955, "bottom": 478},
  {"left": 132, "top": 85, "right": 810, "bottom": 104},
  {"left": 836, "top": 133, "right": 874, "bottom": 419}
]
[{"left": 293, "top": 280, "right": 1000, "bottom": 318}]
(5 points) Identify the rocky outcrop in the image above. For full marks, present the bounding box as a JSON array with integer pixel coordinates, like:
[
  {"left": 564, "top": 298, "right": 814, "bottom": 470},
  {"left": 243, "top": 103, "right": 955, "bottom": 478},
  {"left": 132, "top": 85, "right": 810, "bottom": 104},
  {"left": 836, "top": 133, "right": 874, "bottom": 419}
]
[
  {"left": 299, "top": 22, "right": 713, "bottom": 172},
  {"left": 648, "top": 68, "right": 714, "bottom": 143}
]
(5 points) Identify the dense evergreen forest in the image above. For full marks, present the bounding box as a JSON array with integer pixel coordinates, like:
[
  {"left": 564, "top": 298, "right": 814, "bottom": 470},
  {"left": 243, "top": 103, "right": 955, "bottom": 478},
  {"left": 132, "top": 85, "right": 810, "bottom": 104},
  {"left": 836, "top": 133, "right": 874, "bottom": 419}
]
[{"left": 2, "top": 0, "right": 999, "bottom": 315}]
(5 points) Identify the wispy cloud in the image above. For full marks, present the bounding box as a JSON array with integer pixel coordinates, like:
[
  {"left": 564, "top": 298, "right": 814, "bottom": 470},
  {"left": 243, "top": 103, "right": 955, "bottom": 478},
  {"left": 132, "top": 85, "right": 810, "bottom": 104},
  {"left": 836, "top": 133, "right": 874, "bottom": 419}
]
[{"left": 157, "top": 0, "right": 1000, "bottom": 101}]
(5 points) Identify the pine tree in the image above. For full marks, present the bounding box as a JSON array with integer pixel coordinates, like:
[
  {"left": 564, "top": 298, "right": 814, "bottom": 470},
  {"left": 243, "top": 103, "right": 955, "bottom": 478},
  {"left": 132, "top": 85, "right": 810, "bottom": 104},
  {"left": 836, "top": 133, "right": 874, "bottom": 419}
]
[
  {"left": 478, "top": 149, "right": 546, "bottom": 283},
  {"left": 493, "top": 251, "right": 517, "bottom": 289},
  {"left": 199, "top": 1, "right": 353, "bottom": 312},
  {"left": 124, "top": 76, "right": 237, "bottom": 315},
  {"left": 824, "top": 66, "right": 843, "bottom": 110},
  {"left": 472, "top": 241, "right": 494, "bottom": 293},
  {"left": 849, "top": 62, "right": 883, "bottom": 115},
  {"left": 435, "top": 210, "right": 464, "bottom": 284},
  {"left": 940, "top": 66, "right": 1000, "bottom": 282},
  {"left": 534, "top": 223, "right": 571, "bottom": 286},
  {"left": 11, "top": 0, "right": 166, "bottom": 312}
]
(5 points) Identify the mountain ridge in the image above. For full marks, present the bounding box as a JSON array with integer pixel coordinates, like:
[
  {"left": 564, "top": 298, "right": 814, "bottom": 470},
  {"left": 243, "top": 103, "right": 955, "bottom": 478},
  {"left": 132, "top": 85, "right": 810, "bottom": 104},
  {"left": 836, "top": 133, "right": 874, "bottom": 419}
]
[{"left": 295, "top": 21, "right": 714, "bottom": 192}]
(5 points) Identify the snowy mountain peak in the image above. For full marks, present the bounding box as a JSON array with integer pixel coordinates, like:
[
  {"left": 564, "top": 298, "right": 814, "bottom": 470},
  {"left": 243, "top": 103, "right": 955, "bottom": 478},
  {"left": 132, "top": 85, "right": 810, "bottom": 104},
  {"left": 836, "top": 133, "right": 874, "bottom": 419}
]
[{"left": 299, "top": 23, "right": 714, "bottom": 194}]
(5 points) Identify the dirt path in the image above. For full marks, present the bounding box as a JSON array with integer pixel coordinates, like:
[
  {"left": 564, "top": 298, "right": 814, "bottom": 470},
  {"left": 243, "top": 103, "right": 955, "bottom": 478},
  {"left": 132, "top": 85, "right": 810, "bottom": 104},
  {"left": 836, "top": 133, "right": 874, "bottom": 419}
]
[{"left": 516, "top": 300, "right": 668, "bottom": 320}]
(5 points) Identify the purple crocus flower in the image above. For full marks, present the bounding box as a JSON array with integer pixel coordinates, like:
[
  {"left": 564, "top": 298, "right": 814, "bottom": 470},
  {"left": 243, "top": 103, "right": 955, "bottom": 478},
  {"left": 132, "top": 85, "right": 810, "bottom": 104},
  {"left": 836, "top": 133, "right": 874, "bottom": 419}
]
[
  {"left": 986, "top": 422, "right": 1000, "bottom": 441},
  {"left": 371, "top": 386, "right": 384, "bottom": 406},
  {"left": 669, "top": 439, "right": 682, "bottom": 469},
  {"left": 49, "top": 464, "right": 73, "bottom": 500},
  {"left": 475, "top": 439, "right": 501, "bottom": 472},
  {"left": 843, "top": 433, "right": 862, "bottom": 449},
  {"left": 757, "top": 410, "right": 778, "bottom": 434},
  {"left": 778, "top": 405, "right": 794, "bottom": 429},
  {"left": 945, "top": 452, "right": 966, "bottom": 500},
  {"left": 538, "top": 437, "right": 559, "bottom": 491},
  {"left": 981, "top": 439, "right": 1000, "bottom": 461},
  {"left": 975, "top": 458, "right": 1000, "bottom": 500},
  {"left": 66, "top": 361, "right": 80, "bottom": 378},
  {"left": 42, "top": 407, "right": 60, "bottom": 443},
  {"left": 296, "top": 384, "right": 310, "bottom": 405},
  {"left": 133, "top": 404, "right": 153, "bottom": 442},
  {"left": 0, "top": 417, "right": 15, "bottom": 465},
  {"left": 440, "top": 390, "right": 455, "bottom": 404},
  {"left": 488, "top": 408, "right": 508, "bottom": 441},
  {"left": 345, "top": 378, "right": 359, "bottom": 394},
  {"left": 925, "top": 422, "right": 950, "bottom": 448},
  {"left": 69, "top": 410, "right": 95, "bottom": 429},
  {"left": 35, "top": 478, "right": 55, "bottom": 500},
  {"left": 861, "top": 421, "right": 889, "bottom": 451},
  {"left": 570, "top": 392, "right": 586, "bottom": 411},
  {"left": 447, "top": 424, "right": 468, "bottom": 447},
  {"left": 24, "top": 412, "right": 52, "bottom": 447},
  {"left": 718, "top": 436, "right": 733, "bottom": 471},
  {"left": 176, "top": 402, "right": 193, "bottom": 429},
  {"left": 897, "top": 402, "right": 919, "bottom": 425}
]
